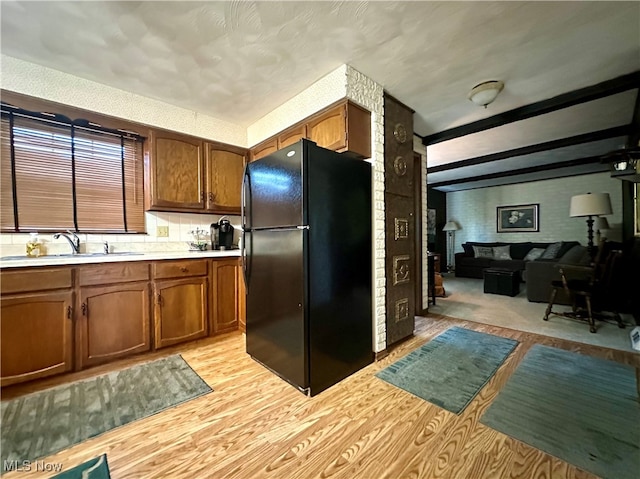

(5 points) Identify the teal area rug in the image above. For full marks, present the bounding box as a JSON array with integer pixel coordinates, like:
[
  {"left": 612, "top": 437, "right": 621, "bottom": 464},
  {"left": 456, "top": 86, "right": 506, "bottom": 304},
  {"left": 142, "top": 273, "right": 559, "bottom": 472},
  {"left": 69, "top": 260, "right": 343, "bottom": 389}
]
[
  {"left": 376, "top": 326, "right": 518, "bottom": 413},
  {"left": 1, "top": 355, "right": 212, "bottom": 472},
  {"left": 51, "top": 454, "right": 110, "bottom": 479},
  {"left": 481, "top": 344, "right": 640, "bottom": 479}
]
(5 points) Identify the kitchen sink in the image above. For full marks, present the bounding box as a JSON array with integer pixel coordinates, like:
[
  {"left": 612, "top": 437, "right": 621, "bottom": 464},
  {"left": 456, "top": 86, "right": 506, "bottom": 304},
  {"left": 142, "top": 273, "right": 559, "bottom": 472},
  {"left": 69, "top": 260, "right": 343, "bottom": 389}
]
[{"left": 1, "top": 252, "right": 143, "bottom": 260}]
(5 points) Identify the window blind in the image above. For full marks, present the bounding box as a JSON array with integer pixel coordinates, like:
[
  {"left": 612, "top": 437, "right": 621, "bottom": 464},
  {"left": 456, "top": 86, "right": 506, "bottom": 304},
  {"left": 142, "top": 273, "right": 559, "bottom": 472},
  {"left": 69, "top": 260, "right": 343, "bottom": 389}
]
[{"left": 0, "top": 106, "right": 145, "bottom": 233}]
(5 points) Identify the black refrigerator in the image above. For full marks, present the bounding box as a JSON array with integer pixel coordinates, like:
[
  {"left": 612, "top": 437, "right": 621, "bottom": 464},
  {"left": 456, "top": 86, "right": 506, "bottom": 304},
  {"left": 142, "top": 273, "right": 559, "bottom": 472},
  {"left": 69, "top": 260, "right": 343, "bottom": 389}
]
[{"left": 242, "top": 139, "right": 372, "bottom": 396}]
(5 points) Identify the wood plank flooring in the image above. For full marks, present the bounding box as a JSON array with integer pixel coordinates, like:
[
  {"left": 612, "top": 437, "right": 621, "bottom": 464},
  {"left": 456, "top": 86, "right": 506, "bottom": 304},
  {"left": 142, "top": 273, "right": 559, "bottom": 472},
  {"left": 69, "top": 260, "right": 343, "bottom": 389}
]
[{"left": 2, "top": 314, "right": 638, "bottom": 479}]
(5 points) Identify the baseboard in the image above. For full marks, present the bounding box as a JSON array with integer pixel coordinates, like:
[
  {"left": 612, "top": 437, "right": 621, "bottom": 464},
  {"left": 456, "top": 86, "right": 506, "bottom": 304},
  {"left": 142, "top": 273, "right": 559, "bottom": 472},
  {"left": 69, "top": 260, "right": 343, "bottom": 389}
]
[{"left": 374, "top": 349, "right": 389, "bottom": 361}]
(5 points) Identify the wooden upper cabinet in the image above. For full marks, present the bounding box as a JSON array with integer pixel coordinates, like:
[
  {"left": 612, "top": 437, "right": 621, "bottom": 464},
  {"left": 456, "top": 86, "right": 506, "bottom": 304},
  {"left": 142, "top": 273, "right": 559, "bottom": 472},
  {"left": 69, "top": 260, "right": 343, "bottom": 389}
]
[
  {"left": 307, "top": 101, "right": 371, "bottom": 158},
  {"left": 307, "top": 105, "right": 347, "bottom": 152},
  {"left": 250, "top": 138, "right": 278, "bottom": 162},
  {"left": 206, "top": 144, "right": 246, "bottom": 214},
  {"left": 148, "top": 130, "right": 205, "bottom": 211},
  {"left": 278, "top": 125, "right": 307, "bottom": 150},
  {"left": 250, "top": 100, "right": 371, "bottom": 161}
]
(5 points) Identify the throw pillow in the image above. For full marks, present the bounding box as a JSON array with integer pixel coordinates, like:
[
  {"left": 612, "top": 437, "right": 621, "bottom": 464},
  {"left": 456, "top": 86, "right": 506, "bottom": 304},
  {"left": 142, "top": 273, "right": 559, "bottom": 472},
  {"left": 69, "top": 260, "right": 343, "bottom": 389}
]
[
  {"left": 472, "top": 245, "right": 494, "bottom": 258},
  {"left": 523, "top": 247, "right": 545, "bottom": 261},
  {"left": 492, "top": 245, "right": 512, "bottom": 260},
  {"left": 540, "top": 241, "right": 564, "bottom": 259}
]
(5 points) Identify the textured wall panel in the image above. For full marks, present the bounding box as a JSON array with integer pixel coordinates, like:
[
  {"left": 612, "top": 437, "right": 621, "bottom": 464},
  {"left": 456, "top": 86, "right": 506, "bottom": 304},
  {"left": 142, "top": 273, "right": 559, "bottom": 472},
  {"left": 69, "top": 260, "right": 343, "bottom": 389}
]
[{"left": 346, "top": 66, "right": 385, "bottom": 352}]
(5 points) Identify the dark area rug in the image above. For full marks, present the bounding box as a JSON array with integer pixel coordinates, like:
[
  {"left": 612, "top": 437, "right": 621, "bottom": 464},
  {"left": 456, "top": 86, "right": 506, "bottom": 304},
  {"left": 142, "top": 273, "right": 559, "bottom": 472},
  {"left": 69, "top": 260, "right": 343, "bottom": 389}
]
[
  {"left": 51, "top": 454, "right": 110, "bottom": 479},
  {"left": 1, "top": 355, "right": 212, "bottom": 471},
  {"left": 376, "top": 326, "right": 518, "bottom": 413},
  {"left": 481, "top": 344, "right": 640, "bottom": 479}
]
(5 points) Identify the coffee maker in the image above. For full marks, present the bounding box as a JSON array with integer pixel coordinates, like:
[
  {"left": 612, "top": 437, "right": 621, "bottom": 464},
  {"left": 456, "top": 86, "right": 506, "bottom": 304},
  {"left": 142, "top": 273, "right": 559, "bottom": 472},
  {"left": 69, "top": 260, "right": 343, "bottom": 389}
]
[{"left": 211, "top": 218, "right": 234, "bottom": 250}]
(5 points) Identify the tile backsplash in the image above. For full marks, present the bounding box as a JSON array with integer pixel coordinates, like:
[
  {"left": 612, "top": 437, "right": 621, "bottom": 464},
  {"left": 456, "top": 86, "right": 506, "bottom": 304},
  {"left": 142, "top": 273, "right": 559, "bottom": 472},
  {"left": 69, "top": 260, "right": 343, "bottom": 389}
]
[{"left": 0, "top": 212, "right": 242, "bottom": 257}]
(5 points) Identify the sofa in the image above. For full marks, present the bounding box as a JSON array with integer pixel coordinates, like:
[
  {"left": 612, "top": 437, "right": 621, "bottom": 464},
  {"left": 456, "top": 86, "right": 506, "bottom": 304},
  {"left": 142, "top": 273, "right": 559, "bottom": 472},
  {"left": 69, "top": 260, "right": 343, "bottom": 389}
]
[
  {"left": 525, "top": 244, "right": 590, "bottom": 304},
  {"left": 454, "top": 241, "right": 580, "bottom": 280}
]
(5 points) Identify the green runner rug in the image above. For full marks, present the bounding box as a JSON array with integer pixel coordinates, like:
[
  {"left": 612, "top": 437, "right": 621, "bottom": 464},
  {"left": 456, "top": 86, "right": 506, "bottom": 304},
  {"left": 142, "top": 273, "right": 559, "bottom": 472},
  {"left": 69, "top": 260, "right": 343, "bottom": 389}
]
[
  {"left": 376, "top": 326, "right": 518, "bottom": 413},
  {"left": 1, "top": 355, "right": 212, "bottom": 472},
  {"left": 481, "top": 344, "right": 639, "bottom": 479}
]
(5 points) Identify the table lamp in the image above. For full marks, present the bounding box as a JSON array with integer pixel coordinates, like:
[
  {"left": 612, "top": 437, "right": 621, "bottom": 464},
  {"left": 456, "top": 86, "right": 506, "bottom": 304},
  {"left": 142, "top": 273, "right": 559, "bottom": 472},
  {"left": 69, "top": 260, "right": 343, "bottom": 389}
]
[{"left": 569, "top": 192, "right": 612, "bottom": 258}]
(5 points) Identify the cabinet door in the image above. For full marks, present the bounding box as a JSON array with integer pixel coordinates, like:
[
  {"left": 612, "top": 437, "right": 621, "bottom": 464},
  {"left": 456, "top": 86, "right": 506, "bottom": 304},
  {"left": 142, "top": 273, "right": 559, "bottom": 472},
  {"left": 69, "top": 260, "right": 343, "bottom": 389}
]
[
  {"left": 307, "top": 105, "right": 347, "bottom": 152},
  {"left": 78, "top": 283, "right": 150, "bottom": 369},
  {"left": 150, "top": 130, "right": 205, "bottom": 210},
  {"left": 237, "top": 259, "right": 246, "bottom": 333},
  {"left": 211, "top": 259, "right": 238, "bottom": 334},
  {"left": 154, "top": 277, "right": 208, "bottom": 349},
  {"left": 206, "top": 144, "right": 246, "bottom": 214},
  {"left": 1, "top": 291, "right": 73, "bottom": 386},
  {"left": 277, "top": 125, "right": 307, "bottom": 150},
  {"left": 384, "top": 95, "right": 414, "bottom": 197},
  {"left": 384, "top": 193, "right": 416, "bottom": 346},
  {"left": 250, "top": 138, "right": 278, "bottom": 162}
]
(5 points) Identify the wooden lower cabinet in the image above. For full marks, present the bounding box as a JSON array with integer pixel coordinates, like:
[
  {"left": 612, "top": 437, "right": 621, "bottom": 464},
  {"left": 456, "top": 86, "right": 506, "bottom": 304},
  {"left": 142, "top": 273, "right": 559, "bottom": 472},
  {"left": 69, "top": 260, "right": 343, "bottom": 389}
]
[
  {"left": 212, "top": 259, "right": 239, "bottom": 334},
  {"left": 154, "top": 277, "right": 208, "bottom": 348},
  {"left": 1, "top": 257, "right": 243, "bottom": 387},
  {"left": 77, "top": 283, "right": 150, "bottom": 369},
  {"left": 0, "top": 291, "right": 74, "bottom": 386}
]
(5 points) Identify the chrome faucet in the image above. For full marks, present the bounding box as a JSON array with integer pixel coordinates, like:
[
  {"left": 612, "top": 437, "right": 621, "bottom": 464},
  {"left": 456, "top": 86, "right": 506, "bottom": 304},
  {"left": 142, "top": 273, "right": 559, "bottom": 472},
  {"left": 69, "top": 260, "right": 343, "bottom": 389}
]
[{"left": 53, "top": 230, "right": 81, "bottom": 254}]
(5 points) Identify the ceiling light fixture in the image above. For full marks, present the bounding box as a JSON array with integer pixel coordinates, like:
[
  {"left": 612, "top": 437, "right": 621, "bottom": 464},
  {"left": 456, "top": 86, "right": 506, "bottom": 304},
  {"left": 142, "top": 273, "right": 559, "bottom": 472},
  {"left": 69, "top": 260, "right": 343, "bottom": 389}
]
[{"left": 468, "top": 80, "right": 504, "bottom": 108}]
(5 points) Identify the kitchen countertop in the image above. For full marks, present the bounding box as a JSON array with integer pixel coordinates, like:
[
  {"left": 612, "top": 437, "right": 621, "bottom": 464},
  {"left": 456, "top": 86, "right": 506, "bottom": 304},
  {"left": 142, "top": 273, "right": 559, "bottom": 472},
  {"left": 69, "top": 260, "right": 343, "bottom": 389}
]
[{"left": 0, "top": 249, "right": 241, "bottom": 269}]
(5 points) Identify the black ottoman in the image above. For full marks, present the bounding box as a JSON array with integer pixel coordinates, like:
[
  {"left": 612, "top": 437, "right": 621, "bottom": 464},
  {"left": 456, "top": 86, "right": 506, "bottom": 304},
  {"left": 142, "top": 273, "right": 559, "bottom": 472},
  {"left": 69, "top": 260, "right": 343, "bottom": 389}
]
[{"left": 484, "top": 268, "right": 520, "bottom": 297}]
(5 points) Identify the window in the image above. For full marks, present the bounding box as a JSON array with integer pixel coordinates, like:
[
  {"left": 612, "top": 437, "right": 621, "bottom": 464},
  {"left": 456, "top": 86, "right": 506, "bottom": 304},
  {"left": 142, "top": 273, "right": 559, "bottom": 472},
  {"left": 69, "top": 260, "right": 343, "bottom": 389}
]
[{"left": 1, "top": 105, "right": 145, "bottom": 233}]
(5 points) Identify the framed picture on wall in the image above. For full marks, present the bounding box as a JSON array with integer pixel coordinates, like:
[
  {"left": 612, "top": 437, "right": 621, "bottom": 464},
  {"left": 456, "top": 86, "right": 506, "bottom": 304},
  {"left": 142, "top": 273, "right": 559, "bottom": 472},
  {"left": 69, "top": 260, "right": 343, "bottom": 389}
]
[{"left": 497, "top": 204, "right": 539, "bottom": 232}]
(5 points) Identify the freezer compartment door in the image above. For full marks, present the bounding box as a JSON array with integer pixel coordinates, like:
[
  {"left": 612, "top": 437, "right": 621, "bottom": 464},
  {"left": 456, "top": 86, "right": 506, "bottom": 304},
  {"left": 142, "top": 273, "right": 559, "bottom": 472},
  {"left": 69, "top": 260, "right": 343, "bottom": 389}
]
[
  {"left": 246, "top": 141, "right": 305, "bottom": 229},
  {"left": 245, "top": 228, "right": 308, "bottom": 390}
]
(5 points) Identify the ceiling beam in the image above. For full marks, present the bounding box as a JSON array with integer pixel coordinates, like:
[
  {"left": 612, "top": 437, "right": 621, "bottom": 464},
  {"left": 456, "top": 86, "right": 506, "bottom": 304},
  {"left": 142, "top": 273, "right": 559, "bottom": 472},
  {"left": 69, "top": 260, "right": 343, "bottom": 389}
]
[
  {"left": 427, "top": 125, "right": 630, "bottom": 173},
  {"left": 421, "top": 71, "right": 640, "bottom": 146},
  {"left": 428, "top": 156, "right": 606, "bottom": 187}
]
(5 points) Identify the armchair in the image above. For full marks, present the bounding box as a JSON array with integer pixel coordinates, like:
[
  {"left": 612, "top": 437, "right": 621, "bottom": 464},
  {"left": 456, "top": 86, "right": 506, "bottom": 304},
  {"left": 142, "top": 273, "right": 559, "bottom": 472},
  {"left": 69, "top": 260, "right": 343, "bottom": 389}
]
[{"left": 543, "top": 248, "right": 625, "bottom": 333}]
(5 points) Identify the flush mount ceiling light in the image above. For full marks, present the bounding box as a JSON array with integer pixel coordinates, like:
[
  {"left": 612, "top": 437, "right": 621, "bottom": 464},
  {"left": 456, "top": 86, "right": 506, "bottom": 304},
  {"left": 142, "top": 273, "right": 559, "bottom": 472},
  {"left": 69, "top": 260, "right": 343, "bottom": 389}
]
[{"left": 468, "top": 80, "right": 504, "bottom": 108}]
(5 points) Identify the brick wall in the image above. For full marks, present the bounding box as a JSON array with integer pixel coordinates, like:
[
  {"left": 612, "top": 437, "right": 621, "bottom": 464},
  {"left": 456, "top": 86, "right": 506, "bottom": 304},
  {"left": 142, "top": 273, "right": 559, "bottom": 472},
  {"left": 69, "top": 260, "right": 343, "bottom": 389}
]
[{"left": 446, "top": 172, "right": 624, "bottom": 252}]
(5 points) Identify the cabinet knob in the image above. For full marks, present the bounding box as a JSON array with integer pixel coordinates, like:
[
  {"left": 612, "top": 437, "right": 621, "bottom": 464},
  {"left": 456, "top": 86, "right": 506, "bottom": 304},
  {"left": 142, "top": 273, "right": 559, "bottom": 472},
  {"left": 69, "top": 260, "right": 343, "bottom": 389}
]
[
  {"left": 209, "top": 192, "right": 214, "bottom": 202},
  {"left": 180, "top": 267, "right": 188, "bottom": 273},
  {"left": 157, "top": 293, "right": 163, "bottom": 306},
  {"left": 81, "top": 302, "right": 87, "bottom": 316},
  {"left": 67, "top": 306, "right": 72, "bottom": 319},
  {"left": 201, "top": 191, "right": 204, "bottom": 201}
]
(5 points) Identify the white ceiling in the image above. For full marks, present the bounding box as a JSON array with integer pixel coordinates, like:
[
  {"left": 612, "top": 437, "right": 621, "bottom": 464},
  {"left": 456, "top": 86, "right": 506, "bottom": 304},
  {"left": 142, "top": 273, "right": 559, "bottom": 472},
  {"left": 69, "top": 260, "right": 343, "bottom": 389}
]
[{"left": 2, "top": 1, "right": 639, "bottom": 189}]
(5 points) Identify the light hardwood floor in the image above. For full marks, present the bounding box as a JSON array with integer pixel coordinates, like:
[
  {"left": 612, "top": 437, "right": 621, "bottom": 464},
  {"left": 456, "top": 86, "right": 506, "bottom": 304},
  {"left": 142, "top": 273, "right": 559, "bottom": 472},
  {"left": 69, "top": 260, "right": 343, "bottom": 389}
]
[{"left": 2, "top": 315, "right": 639, "bottom": 479}]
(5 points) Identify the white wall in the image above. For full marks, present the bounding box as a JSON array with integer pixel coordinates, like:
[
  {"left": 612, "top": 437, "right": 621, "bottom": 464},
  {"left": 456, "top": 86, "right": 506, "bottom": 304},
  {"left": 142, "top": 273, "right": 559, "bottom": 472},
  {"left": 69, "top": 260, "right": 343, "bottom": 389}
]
[
  {"left": 247, "top": 65, "right": 348, "bottom": 147},
  {"left": 1, "top": 55, "right": 247, "bottom": 146},
  {"left": 446, "top": 172, "right": 624, "bottom": 253}
]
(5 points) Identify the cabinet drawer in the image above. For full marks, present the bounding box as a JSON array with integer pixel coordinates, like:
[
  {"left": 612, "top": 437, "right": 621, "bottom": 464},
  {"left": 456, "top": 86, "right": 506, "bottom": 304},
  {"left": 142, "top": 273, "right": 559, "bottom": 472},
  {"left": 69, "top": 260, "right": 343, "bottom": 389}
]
[
  {"left": 78, "top": 262, "right": 150, "bottom": 286},
  {"left": 153, "top": 260, "right": 208, "bottom": 279},
  {"left": 1, "top": 267, "right": 73, "bottom": 295}
]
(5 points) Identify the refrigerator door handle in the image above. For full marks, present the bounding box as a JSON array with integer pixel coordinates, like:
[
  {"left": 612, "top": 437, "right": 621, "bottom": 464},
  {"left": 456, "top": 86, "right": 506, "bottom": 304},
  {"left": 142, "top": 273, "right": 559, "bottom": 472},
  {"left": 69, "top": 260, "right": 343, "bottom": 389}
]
[
  {"left": 241, "top": 163, "right": 252, "bottom": 231},
  {"left": 241, "top": 229, "right": 248, "bottom": 291},
  {"left": 241, "top": 164, "right": 252, "bottom": 291}
]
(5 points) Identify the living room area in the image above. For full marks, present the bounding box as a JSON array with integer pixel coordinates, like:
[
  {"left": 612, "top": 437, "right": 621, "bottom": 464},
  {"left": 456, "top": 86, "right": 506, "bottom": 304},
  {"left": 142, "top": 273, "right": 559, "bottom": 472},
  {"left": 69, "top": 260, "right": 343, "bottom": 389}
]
[{"left": 426, "top": 171, "right": 639, "bottom": 353}]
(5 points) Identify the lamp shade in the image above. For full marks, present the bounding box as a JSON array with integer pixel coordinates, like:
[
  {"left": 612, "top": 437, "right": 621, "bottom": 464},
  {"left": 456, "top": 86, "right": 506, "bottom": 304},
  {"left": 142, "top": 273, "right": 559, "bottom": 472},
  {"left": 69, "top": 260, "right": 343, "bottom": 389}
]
[
  {"left": 442, "top": 221, "right": 460, "bottom": 231},
  {"left": 595, "top": 217, "right": 610, "bottom": 230},
  {"left": 468, "top": 80, "right": 504, "bottom": 107},
  {"left": 569, "top": 193, "right": 612, "bottom": 217}
]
